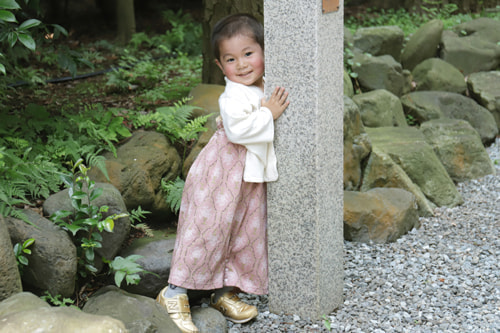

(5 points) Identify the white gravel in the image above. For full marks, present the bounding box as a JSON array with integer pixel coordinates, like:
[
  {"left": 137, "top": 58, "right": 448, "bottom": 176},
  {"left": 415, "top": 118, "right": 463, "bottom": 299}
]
[{"left": 230, "top": 139, "right": 500, "bottom": 333}]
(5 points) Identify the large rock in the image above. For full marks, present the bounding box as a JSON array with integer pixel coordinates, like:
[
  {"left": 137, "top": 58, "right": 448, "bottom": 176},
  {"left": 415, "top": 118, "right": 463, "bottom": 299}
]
[
  {"left": 352, "top": 89, "right": 407, "bottom": 128},
  {"left": 412, "top": 58, "right": 466, "bottom": 94},
  {"left": 451, "top": 17, "right": 500, "bottom": 44},
  {"left": 187, "top": 83, "right": 224, "bottom": 118},
  {"left": 353, "top": 25, "right": 404, "bottom": 62},
  {"left": 352, "top": 53, "right": 408, "bottom": 96},
  {"left": 344, "top": 188, "right": 419, "bottom": 243},
  {"left": 467, "top": 71, "right": 500, "bottom": 129},
  {"left": 421, "top": 118, "right": 496, "bottom": 183},
  {"left": 43, "top": 183, "right": 131, "bottom": 268},
  {"left": 440, "top": 30, "right": 500, "bottom": 76},
  {"left": 401, "top": 19, "right": 444, "bottom": 71},
  {"left": 344, "top": 69, "right": 354, "bottom": 98},
  {"left": 120, "top": 238, "right": 176, "bottom": 298},
  {"left": 0, "top": 292, "right": 126, "bottom": 332},
  {"left": 89, "top": 130, "right": 182, "bottom": 219},
  {"left": 0, "top": 216, "right": 22, "bottom": 302},
  {"left": 343, "top": 97, "right": 372, "bottom": 191},
  {"left": 400, "top": 91, "right": 498, "bottom": 145},
  {"left": 83, "top": 286, "right": 227, "bottom": 333},
  {"left": 5, "top": 209, "right": 77, "bottom": 297},
  {"left": 361, "top": 147, "right": 436, "bottom": 217},
  {"left": 365, "top": 127, "right": 463, "bottom": 208}
]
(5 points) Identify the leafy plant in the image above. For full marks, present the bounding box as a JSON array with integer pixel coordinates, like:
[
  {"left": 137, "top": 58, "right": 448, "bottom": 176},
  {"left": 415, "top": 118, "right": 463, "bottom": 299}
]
[
  {"left": 50, "top": 159, "right": 127, "bottom": 277},
  {"left": 161, "top": 176, "right": 185, "bottom": 214},
  {"left": 13, "top": 237, "right": 34, "bottom": 274},
  {"left": 129, "top": 206, "right": 154, "bottom": 237},
  {"left": 40, "top": 291, "right": 76, "bottom": 307},
  {"left": 129, "top": 97, "right": 209, "bottom": 145},
  {"left": 104, "top": 254, "right": 157, "bottom": 287},
  {"left": 322, "top": 314, "right": 332, "bottom": 331}
]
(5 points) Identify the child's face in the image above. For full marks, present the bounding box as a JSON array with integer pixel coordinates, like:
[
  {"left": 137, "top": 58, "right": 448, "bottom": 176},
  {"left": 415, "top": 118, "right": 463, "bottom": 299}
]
[{"left": 215, "top": 34, "right": 264, "bottom": 89}]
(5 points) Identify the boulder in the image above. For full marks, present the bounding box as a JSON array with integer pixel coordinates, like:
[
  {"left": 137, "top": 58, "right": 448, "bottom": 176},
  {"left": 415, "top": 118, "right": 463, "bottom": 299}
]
[
  {"left": 361, "top": 147, "right": 436, "bottom": 217},
  {"left": 5, "top": 209, "right": 77, "bottom": 297},
  {"left": 43, "top": 183, "right": 131, "bottom": 268},
  {"left": 187, "top": 83, "right": 224, "bottom": 118},
  {"left": 344, "top": 70, "right": 355, "bottom": 98},
  {"left": 421, "top": 118, "right": 496, "bottom": 183},
  {"left": 400, "top": 91, "right": 498, "bottom": 145},
  {"left": 467, "top": 71, "right": 500, "bottom": 129},
  {"left": 344, "top": 26, "right": 354, "bottom": 50},
  {"left": 352, "top": 89, "right": 408, "bottom": 128},
  {"left": 352, "top": 53, "right": 408, "bottom": 96},
  {"left": 120, "top": 238, "right": 176, "bottom": 298},
  {"left": 440, "top": 30, "right": 500, "bottom": 76},
  {"left": 88, "top": 130, "right": 182, "bottom": 219},
  {"left": 343, "top": 97, "right": 372, "bottom": 191},
  {"left": 401, "top": 19, "right": 444, "bottom": 71},
  {"left": 451, "top": 17, "right": 500, "bottom": 44},
  {"left": 0, "top": 292, "right": 126, "bottom": 332},
  {"left": 83, "top": 286, "right": 227, "bottom": 333},
  {"left": 365, "top": 127, "right": 463, "bottom": 208},
  {"left": 412, "top": 58, "right": 466, "bottom": 94},
  {"left": 0, "top": 216, "right": 22, "bottom": 302},
  {"left": 353, "top": 25, "right": 404, "bottom": 62},
  {"left": 344, "top": 188, "right": 419, "bottom": 243}
]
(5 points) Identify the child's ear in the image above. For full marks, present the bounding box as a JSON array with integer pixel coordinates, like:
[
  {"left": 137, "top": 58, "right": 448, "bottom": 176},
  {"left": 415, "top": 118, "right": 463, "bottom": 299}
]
[{"left": 215, "top": 59, "right": 225, "bottom": 74}]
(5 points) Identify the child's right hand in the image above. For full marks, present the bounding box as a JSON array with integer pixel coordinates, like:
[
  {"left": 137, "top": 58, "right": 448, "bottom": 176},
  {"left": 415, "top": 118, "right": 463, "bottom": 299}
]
[{"left": 261, "top": 86, "right": 290, "bottom": 120}]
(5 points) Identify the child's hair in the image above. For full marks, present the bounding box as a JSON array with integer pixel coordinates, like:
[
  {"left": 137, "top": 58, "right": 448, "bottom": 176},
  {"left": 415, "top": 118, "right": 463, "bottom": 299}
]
[{"left": 211, "top": 14, "right": 264, "bottom": 61}]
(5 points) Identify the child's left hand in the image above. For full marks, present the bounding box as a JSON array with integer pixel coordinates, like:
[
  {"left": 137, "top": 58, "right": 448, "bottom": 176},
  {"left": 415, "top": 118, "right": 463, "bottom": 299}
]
[{"left": 261, "top": 86, "right": 290, "bottom": 120}]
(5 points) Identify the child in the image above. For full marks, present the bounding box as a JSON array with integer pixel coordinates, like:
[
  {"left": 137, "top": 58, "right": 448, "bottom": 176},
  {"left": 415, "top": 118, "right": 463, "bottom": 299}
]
[{"left": 156, "top": 13, "right": 290, "bottom": 333}]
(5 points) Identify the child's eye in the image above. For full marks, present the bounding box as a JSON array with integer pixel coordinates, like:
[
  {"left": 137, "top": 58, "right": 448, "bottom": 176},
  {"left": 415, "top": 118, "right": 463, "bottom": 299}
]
[
  {"left": 226, "top": 58, "right": 234, "bottom": 63},
  {"left": 245, "top": 52, "right": 252, "bottom": 57}
]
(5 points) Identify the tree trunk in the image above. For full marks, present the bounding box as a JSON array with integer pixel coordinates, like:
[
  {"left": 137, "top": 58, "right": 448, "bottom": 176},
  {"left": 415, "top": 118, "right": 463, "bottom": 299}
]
[
  {"left": 116, "top": 0, "right": 136, "bottom": 45},
  {"left": 202, "top": 0, "right": 263, "bottom": 85}
]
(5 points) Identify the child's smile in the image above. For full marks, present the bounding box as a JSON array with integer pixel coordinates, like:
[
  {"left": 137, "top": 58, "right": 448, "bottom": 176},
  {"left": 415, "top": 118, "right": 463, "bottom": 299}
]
[{"left": 215, "top": 34, "right": 265, "bottom": 90}]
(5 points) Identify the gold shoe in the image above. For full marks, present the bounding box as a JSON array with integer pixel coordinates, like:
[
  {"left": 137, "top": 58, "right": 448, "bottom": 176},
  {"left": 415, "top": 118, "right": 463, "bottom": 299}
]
[
  {"left": 210, "top": 291, "right": 258, "bottom": 323},
  {"left": 156, "top": 286, "right": 199, "bottom": 333}
]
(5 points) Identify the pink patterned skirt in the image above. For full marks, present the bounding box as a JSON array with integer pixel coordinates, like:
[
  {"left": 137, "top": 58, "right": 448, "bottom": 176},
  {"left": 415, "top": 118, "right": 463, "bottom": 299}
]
[{"left": 168, "top": 119, "right": 268, "bottom": 295}]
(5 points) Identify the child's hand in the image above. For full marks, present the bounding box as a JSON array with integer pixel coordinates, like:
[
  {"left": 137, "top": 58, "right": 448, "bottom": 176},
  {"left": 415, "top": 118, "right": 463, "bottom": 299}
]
[{"left": 261, "top": 86, "right": 290, "bottom": 120}]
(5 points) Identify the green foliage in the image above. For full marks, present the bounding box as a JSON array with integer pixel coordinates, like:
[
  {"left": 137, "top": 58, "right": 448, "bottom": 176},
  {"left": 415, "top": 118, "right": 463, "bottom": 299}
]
[
  {"left": 422, "top": 0, "right": 459, "bottom": 20},
  {"left": 105, "top": 254, "right": 158, "bottom": 287},
  {"left": 13, "top": 237, "right": 34, "bottom": 274},
  {"left": 0, "top": 102, "right": 131, "bottom": 219},
  {"left": 344, "top": 6, "right": 499, "bottom": 36},
  {"left": 322, "top": 314, "right": 332, "bottom": 331},
  {"left": 65, "top": 104, "right": 132, "bottom": 157},
  {"left": 106, "top": 52, "right": 202, "bottom": 106},
  {"left": 128, "top": 97, "right": 209, "bottom": 144},
  {"left": 161, "top": 176, "right": 185, "bottom": 214},
  {"left": 129, "top": 206, "right": 154, "bottom": 237},
  {"left": 50, "top": 159, "right": 128, "bottom": 278},
  {"left": 40, "top": 291, "right": 76, "bottom": 307},
  {"left": 161, "top": 10, "right": 202, "bottom": 56},
  {"left": 0, "top": 0, "right": 70, "bottom": 83}
]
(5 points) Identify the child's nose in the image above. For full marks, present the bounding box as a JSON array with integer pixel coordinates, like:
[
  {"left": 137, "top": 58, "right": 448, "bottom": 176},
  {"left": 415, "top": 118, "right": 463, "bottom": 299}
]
[{"left": 237, "top": 59, "right": 247, "bottom": 69}]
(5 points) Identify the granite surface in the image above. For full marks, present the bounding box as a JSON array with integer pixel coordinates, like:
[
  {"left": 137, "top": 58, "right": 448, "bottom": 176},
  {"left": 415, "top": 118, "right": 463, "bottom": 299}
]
[{"left": 264, "top": 0, "right": 344, "bottom": 318}]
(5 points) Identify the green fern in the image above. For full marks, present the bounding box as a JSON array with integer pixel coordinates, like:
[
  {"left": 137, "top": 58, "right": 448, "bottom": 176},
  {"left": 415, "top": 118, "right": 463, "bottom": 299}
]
[
  {"left": 161, "top": 176, "right": 185, "bottom": 214},
  {"left": 129, "top": 98, "right": 209, "bottom": 144}
]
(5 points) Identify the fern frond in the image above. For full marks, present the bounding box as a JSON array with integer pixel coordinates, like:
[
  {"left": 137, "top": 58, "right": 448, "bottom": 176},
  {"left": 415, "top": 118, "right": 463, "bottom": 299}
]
[
  {"left": 161, "top": 176, "right": 185, "bottom": 214},
  {"left": 178, "top": 113, "right": 212, "bottom": 142},
  {"left": 132, "top": 223, "right": 154, "bottom": 238}
]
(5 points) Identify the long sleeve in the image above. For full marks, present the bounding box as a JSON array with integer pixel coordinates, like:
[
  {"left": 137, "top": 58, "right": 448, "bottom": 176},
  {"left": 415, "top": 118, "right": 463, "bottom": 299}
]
[{"left": 219, "top": 79, "right": 279, "bottom": 183}]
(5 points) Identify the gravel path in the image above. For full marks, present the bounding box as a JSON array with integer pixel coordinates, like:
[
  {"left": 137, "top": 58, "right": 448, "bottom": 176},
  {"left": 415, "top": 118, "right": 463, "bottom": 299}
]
[{"left": 228, "top": 139, "right": 499, "bottom": 333}]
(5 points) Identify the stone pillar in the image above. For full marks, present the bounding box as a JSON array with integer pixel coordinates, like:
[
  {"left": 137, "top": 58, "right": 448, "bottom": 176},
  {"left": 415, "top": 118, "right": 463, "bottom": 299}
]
[{"left": 265, "top": 0, "right": 344, "bottom": 319}]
